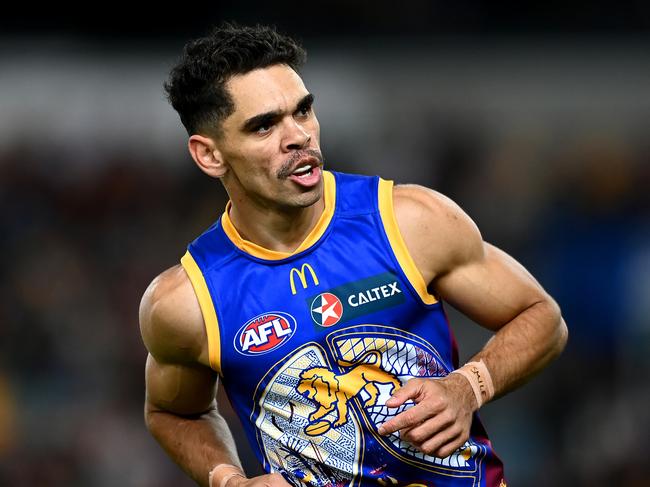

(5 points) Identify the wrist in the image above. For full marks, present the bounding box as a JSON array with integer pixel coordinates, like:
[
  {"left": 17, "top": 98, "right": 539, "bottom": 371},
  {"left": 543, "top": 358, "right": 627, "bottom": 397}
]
[
  {"left": 221, "top": 472, "right": 246, "bottom": 487},
  {"left": 209, "top": 463, "right": 246, "bottom": 487},
  {"left": 446, "top": 370, "right": 479, "bottom": 410},
  {"left": 450, "top": 359, "right": 495, "bottom": 408}
]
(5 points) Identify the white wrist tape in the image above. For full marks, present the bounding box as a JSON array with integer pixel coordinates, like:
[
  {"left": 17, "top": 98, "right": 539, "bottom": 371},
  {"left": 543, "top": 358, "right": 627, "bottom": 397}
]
[
  {"left": 450, "top": 360, "right": 495, "bottom": 407},
  {"left": 208, "top": 463, "right": 246, "bottom": 487}
]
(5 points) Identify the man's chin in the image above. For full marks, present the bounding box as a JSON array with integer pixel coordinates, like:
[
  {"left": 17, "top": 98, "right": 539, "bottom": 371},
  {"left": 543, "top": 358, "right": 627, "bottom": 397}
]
[
  {"left": 295, "top": 190, "right": 322, "bottom": 209},
  {"left": 284, "top": 182, "right": 323, "bottom": 209}
]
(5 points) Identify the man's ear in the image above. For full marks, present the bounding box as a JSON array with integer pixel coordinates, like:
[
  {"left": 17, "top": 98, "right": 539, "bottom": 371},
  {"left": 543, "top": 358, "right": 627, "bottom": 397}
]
[{"left": 188, "top": 134, "right": 228, "bottom": 178}]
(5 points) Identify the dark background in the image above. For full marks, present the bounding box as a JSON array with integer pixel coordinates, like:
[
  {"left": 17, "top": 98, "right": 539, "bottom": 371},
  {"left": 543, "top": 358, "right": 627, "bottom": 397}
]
[{"left": 1, "top": 2, "right": 649, "bottom": 486}]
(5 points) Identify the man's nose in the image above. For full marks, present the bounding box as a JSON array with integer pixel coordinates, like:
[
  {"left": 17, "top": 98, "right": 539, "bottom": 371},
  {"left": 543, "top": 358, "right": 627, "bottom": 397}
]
[{"left": 283, "top": 120, "right": 311, "bottom": 151}]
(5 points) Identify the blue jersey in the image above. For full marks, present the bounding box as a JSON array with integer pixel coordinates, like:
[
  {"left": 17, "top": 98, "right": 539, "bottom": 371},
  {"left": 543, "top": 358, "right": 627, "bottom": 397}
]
[{"left": 181, "top": 171, "right": 505, "bottom": 487}]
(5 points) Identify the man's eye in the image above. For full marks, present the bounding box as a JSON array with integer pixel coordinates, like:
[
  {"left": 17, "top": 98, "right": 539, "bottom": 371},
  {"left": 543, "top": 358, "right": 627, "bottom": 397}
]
[
  {"left": 297, "top": 106, "right": 311, "bottom": 117},
  {"left": 256, "top": 124, "right": 271, "bottom": 134}
]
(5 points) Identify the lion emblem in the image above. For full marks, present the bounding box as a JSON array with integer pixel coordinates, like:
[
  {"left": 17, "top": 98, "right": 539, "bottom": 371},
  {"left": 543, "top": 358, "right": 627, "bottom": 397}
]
[{"left": 297, "top": 350, "right": 401, "bottom": 435}]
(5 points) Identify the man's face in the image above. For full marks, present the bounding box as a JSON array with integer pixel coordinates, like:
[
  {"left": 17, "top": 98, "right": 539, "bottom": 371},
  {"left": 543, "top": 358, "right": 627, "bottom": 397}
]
[{"left": 215, "top": 64, "right": 323, "bottom": 210}]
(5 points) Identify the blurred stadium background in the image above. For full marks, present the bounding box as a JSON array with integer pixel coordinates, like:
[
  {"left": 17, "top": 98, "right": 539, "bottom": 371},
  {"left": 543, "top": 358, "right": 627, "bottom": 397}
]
[{"left": 1, "top": 2, "right": 649, "bottom": 485}]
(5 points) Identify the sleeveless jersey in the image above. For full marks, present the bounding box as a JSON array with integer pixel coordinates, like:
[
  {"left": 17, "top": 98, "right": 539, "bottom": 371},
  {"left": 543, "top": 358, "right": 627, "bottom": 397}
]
[{"left": 181, "top": 171, "right": 505, "bottom": 487}]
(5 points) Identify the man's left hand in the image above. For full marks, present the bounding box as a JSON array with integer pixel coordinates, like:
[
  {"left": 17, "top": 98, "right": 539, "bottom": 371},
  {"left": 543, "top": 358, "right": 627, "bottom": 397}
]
[{"left": 377, "top": 373, "right": 478, "bottom": 458}]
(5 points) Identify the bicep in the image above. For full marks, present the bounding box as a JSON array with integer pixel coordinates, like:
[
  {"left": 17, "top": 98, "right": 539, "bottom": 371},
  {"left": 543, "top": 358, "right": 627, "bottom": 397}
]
[
  {"left": 145, "top": 353, "right": 218, "bottom": 416},
  {"left": 434, "top": 243, "right": 549, "bottom": 331},
  {"left": 393, "top": 184, "right": 551, "bottom": 331}
]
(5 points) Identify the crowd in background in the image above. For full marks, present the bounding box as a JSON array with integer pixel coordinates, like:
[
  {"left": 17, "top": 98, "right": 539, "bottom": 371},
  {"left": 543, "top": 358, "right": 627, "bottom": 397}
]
[{"left": 1, "top": 30, "right": 649, "bottom": 487}]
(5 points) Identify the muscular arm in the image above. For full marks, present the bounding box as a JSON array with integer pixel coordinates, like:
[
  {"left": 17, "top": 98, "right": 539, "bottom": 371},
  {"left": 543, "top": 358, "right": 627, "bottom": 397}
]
[
  {"left": 436, "top": 243, "right": 566, "bottom": 397},
  {"left": 396, "top": 184, "right": 567, "bottom": 395},
  {"left": 140, "top": 266, "right": 242, "bottom": 487},
  {"left": 379, "top": 184, "right": 568, "bottom": 455}
]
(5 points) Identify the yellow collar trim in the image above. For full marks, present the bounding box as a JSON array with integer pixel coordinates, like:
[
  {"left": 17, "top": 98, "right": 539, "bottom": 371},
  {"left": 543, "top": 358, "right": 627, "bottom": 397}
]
[{"left": 221, "top": 170, "right": 336, "bottom": 260}]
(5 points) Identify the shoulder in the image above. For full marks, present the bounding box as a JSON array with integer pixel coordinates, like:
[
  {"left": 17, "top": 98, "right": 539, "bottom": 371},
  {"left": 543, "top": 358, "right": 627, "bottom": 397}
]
[
  {"left": 139, "top": 264, "right": 208, "bottom": 366},
  {"left": 391, "top": 184, "right": 485, "bottom": 281}
]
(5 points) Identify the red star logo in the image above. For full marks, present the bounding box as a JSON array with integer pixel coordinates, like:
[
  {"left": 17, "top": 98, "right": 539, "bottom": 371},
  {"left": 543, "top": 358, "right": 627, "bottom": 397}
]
[{"left": 310, "top": 292, "right": 343, "bottom": 327}]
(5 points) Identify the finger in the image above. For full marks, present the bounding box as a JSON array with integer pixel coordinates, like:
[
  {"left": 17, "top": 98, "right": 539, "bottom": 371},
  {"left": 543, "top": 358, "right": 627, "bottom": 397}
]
[
  {"left": 435, "top": 433, "right": 469, "bottom": 459},
  {"left": 269, "top": 472, "right": 291, "bottom": 486},
  {"left": 419, "top": 426, "right": 465, "bottom": 457},
  {"left": 378, "top": 401, "right": 433, "bottom": 435},
  {"left": 384, "top": 378, "right": 422, "bottom": 408},
  {"left": 261, "top": 473, "right": 290, "bottom": 486},
  {"left": 400, "top": 411, "right": 455, "bottom": 444}
]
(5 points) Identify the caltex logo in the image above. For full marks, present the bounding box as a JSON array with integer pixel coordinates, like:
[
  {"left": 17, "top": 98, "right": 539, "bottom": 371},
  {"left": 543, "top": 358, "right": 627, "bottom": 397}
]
[
  {"left": 235, "top": 312, "right": 296, "bottom": 355},
  {"left": 310, "top": 293, "right": 343, "bottom": 327}
]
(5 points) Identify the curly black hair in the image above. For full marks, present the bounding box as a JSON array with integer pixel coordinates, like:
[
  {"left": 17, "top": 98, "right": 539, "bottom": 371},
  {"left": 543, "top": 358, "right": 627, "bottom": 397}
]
[{"left": 164, "top": 23, "right": 307, "bottom": 136}]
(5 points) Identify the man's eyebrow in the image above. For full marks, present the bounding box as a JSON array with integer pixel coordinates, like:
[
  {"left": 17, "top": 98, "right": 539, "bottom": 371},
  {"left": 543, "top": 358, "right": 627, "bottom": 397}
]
[
  {"left": 296, "top": 93, "right": 315, "bottom": 110},
  {"left": 241, "top": 93, "right": 315, "bottom": 132},
  {"left": 242, "top": 110, "right": 280, "bottom": 133}
]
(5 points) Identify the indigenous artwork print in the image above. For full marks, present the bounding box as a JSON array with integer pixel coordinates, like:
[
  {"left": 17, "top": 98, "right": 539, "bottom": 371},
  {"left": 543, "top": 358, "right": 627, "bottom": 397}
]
[{"left": 253, "top": 326, "right": 487, "bottom": 487}]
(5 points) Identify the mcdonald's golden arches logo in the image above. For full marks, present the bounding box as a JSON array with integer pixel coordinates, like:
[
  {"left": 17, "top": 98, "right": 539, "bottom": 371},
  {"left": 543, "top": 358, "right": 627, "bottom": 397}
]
[{"left": 289, "top": 263, "right": 319, "bottom": 295}]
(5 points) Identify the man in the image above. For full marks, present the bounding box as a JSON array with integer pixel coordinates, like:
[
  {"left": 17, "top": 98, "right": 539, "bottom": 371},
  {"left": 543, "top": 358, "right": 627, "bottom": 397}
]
[{"left": 140, "top": 23, "right": 567, "bottom": 487}]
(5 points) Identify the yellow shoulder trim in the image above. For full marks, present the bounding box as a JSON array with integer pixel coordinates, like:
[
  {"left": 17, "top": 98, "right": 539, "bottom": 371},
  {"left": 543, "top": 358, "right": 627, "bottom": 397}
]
[
  {"left": 180, "top": 251, "right": 221, "bottom": 374},
  {"left": 221, "top": 170, "right": 336, "bottom": 260},
  {"left": 377, "top": 179, "right": 438, "bottom": 305}
]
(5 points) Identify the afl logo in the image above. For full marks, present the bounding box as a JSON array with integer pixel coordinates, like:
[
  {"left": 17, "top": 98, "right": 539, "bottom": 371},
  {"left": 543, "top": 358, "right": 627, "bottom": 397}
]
[
  {"left": 310, "top": 293, "right": 343, "bottom": 327},
  {"left": 235, "top": 312, "right": 297, "bottom": 355}
]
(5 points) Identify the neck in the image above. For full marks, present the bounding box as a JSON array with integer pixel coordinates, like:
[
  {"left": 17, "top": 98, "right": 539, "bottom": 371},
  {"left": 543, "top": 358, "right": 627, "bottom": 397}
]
[{"left": 227, "top": 195, "right": 325, "bottom": 254}]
